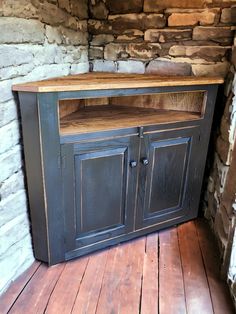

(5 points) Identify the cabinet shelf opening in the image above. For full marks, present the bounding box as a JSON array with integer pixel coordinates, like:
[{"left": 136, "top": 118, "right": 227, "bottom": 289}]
[{"left": 59, "top": 91, "right": 206, "bottom": 136}]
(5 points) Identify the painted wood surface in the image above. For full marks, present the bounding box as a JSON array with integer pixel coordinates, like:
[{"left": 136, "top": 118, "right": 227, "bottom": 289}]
[
  {"left": 1, "top": 220, "right": 234, "bottom": 314},
  {"left": 12, "top": 73, "right": 223, "bottom": 92}
]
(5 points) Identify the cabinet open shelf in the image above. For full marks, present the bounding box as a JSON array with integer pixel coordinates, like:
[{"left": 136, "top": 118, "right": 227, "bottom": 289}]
[{"left": 60, "top": 105, "right": 201, "bottom": 135}]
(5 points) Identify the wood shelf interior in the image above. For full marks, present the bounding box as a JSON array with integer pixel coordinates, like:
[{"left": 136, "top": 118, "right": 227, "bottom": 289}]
[{"left": 59, "top": 91, "right": 206, "bottom": 135}]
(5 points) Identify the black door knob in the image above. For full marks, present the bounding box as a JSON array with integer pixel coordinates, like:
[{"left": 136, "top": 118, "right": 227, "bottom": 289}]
[
  {"left": 130, "top": 161, "right": 137, "bottom": 168},
  {"left": 141, "top": 158, "right": 149, "bottom": 166}
]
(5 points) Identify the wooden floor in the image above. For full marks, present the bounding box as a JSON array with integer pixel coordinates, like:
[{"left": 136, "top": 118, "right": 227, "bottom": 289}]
[{"left": 0, "top": 219, "right": 234, "bottom": 314}]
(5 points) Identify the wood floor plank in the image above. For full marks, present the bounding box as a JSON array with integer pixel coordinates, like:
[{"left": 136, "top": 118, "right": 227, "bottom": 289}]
[
  {"left": 118, "top": 237, "right": 146, "bottom": 314},
  {"left": 8, "top": 263, "right": 65, "bottom": 314},
  {"left": 0, "top": 261, "right": 41, "bottom": 314},
  {"left": 45, "top": 256, "right": 89, "bottom": 314},
  {"left": 195, "top": 219, "right": 234, "bottom": 314},
  {"left": 159, "top": 228, "right": 186, "bottom": 314},
  {"left": 71, "top": 250, "right": 108, "bottom": 314},
  {"left": 141, "top": 233, "right": 159, "bottom": 314},
  {"left": 178, "top": 221, "right": 214, "bottom": 314}
]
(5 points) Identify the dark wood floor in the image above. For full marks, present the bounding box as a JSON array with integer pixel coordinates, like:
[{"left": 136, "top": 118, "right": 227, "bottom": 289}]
[{"left": 0, "top": 219, "right": 234, "bottom": 314}]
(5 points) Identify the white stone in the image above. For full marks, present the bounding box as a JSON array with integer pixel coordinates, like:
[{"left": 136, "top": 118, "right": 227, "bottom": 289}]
[
  {"left": 0, "top": 145, "right": 22, "bottom": 182},
  {"left": 45, "top": 25, "right": 63, "bottom": 45},
  {"left": 0, "top": 212, "right": 30, "bottom": 256},
  {"left": 0, "top": 79, "right": 14, "bottom": 103},
  {"left": 22, "top": 64, "right": 71, "bottom": 82},
  {"left": 0, "top": 63, "right": 34, "bottom": 81},
  {"left": 0, "top": 100, "right": 18, "bottom": 128},
  {"left": 117, "top": 60, "right": 145, "bottom": 73},
  {"left": 0, "top": 17, "right": 45, "bottom": 44},
  {"left": 70, "top": 62, "right": 89, "bottom": 74},
  {"left": 0, "top": 234, "right": 34, "bottom": 294},
  {"left": 0, "top": 170, "right": 25, "bottom": 200},
  {"left": 0, "top": 189, "right": 27, "bottom": 228},
  {"left": 0, "top": 120, "right": 20, "bottom": 154},
  {"left": 92, "top": 60, "right": 117, "bottom": 72},
  {"left": 0, "top": 45, "right": 33, "bottom": 68}
]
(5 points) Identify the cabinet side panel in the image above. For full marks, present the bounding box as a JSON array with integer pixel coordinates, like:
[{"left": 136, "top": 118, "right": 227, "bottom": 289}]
[{"left": 18, "top": 92, "right": 48, "bottom": 262}]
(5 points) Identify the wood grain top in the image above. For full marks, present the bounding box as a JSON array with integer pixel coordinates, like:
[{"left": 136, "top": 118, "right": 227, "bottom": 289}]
[{"left": 12, "top": 73, "right": 224, "bottom": 93}]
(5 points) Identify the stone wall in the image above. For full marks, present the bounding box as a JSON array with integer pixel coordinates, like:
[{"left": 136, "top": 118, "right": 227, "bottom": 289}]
[
  {"left": 88, "top": 0, "right": 235, "bottom": 77},
  {"left": 0, "top": 0, "right": 89, "bottom": 294}
]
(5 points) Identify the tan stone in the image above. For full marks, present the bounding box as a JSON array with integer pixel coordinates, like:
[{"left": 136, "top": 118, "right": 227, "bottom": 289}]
[
  {"left": 193, "top": 26, "right": 234, "bottom": 45},
  {"left": 91, "top": 34, "right": 114, "bottom": 46},
  {"left": 104, "top": 43, "right": 128, "bottom": 60},
  {"left": 116, "top": 29, "right": 144, "bottom": 42},
  {"left": 106, "top": 0, "right": 143, "bottom": 14},
  {"left": 88, "top": 20, "right": 112, "bottom": 34},
  {"left": 109, "top": 13, "right": 166, "bottom": 32},
  {"left": 70, "top": 0, "right": 88, "bottom": 19},
  {"left": 168, "top": 11, "right": 216, "bottom": 27},
  {"left": 192, "top": 62, "right": 230, "bottom": 77},
  {"left": 146, "top": 59, "right": 192, "bottom": 76},
  {"left": 216, "top": 136, "right": 231, "bottom": 165},
  {"left": 58, "top": 0, "right": 70, "bottom": 13},
  {"left": 144, "top": 0, "right": 211, "bottom": 11},
  {"left": 2, "top": 0, "right": 38, "bottom": 19},
  {"left": 169, "top": 45, "right": 230, "bottom": 62},
  {"left": 38, "top": 2, "right": 70, "bottom": 26},
  {"left": 89, "top": 46, "right": 104, "bottom": 59},
  {"left": 89, "top": 0, "right": 108, "bottom": 19},
  {"left": 145, "top": 29, "right": 192, "bottom": 43},
  {"left": 221, "top": 8, "right": 232, "bottom": 23},
  {"left": 59, "top": 26, "right": 88, "bottom": 45}
]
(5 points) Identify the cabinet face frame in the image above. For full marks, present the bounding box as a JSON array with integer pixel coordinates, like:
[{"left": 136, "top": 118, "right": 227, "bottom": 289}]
[{"left": 18, "top": 84, "right": 219, "bottom": 265}]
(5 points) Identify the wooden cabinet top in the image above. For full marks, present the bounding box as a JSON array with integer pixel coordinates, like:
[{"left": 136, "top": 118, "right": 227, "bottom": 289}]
[{"left": 12, "top": 73, "right": 224, "bottom": 93}]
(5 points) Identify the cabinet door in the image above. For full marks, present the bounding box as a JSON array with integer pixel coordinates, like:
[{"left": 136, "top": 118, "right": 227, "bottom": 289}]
[
  {"left": 136, "top": 126, "right": 201, "bottom": 229},
  {"left": 61, "top": 136, "right": 139, "bottom": 252}
]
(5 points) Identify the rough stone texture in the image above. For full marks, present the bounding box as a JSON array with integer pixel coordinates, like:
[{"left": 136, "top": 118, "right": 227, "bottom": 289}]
[
  {"left": 193, "top": 26, "right": 234, "bottom": 45},
  {"left": 89, "top": 0, "right": 109, "bottom": 19},
  {"left": 117, "top": 60, "right": 145, "bottom": 73},
  {"left": 91, "top": 34, "right": 114, "bottom": 46},
  {"left": 116, "top": 29, "right": 144, "bottom": 42},
  {"left": 92, "top": 59, "right": 117, "bottom": 72},
  {"left": 144, "top": 0, "right": 209, "bottom": 11},
  {"left": 145, "top": 29, "right": 192, "bottom": 43},
  {"left": 70, "top": 0, "right": 88, "bottom": 19},
  {"left": 168, "top": 11, "right": 216, "bottom": 26},
  {"left": 146, "top": 59, "right": 192, "bottom": 76},
  {"left": 2, "top": 0, "right": 38, "bottom": 18},
  {"left": 0, "top": 17, "right": 45, "bottom": 44},
  {"left": 106, "top": 0, "right": 143, "bottom": 14},
  {"left": 192, "top": 61, "right": 230, "bottom": 76}
]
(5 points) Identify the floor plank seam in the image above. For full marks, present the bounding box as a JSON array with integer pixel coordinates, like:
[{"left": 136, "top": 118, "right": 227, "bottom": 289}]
[
  {"left": 43, "top": 263, "right": 67, "bottom": 314},
  {"left": 194, "top": 221, "right": 215, "bottom": 313},
  {"left": 138, "top": 236, "right": 147, "bottom": 314},
  {"left": 70, "top": 257, "right": 90, "bottom": 314},
  {"left": 93, "top": 250, "right": 109, "bottom": 314},
  {"left": 176, "top": 225, "right": 188, "bottom": 314},
  {"left": 7, "top": 262, "right": 42, "bottom": 314}
]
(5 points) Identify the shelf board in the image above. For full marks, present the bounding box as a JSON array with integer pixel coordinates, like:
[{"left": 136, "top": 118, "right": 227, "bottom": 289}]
[
  {"left": 60, "top": 105, "right": 200, "bottom": 136},
  {"left": 12, "top": 73, "right": 224, "bottom": 93}
]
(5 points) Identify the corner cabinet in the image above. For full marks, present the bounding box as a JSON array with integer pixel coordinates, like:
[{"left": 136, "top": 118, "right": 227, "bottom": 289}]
[{"left": 13, "top": 73, "right": 223, "bottom": 265}]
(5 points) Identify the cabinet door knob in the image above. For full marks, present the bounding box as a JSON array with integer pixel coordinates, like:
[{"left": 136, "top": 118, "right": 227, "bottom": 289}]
[
  {"left": 130, "top": 161, "right": 137, "bottom": 168},
  {"left": 141, "top": 158, "right": 149, "bottom": 166}
]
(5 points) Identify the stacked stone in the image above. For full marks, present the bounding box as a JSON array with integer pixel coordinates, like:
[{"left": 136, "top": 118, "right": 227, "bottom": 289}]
[
  {"left": 88, "top": 0, "right": 235, "bottom": 76},
  {"left": 0, "top": 0, "right": 89, "bottom": 295},
  {"left": 204, "top": 29, "right": 236, "bottom": 308}
]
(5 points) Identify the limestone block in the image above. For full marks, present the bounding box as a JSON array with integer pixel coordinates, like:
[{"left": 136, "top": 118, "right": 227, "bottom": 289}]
[
  {"left": 193, "top": 26, "right": 234, "bottom": 45},
  {"left": 2, "top": 0, "right": 38, "bottom": 18},
  {"left": 106, "top": 0, "right": 143, "bottom": 14},
  {"left": 89, "top": 46, "right": 104, "bottom": 59},
  {"left": 38, "top": 2, "right": 71, "bottom": 26},
  {"left": 146, "top": 59, "right": 192, "bottom": 76},
  {"left": 91, "top": 34, "right": 114, "bottom": 46},
  {"left": 192, "top": 61, "right": 230, "bottom": 77},
  {"left": 0, "top": 80, "right": 14, "bottom": 103},
  {"left": 70, "top": 62, "right": 89, "bottom": 74},
  {"left": 0, "top": 234, "right": 34, "bottom": 294},
  {"left": 144, "top": 0, "right": 211, "bottom": 11},
  {"left": 23, "top": 64, "right": 71, "bottom": 82},
  {"left": 145, "top": 29, "right": 192, "bottom": 43},
  {"left": 89, "top": 0, "right": 109, "bottom": 19},
  {"left": 92, "top": 60, "right": 117, "bottom": 72},
  {"left": 70, "top": 0, "right": 88, "bottom": 19},
  {"left": 0, "top": 64, "right": 34, "bottom": 81},
  {"left": 58, "top": 26, "right": 88, "bottom": 45},
  {"left": 0, "top": 100, "right": 18, "bottom": 128},
  {"left": 0, "top": 120, "right": 20, "bottom": 154},
  {"left": 46, "top": 26, "right": 63, "bottom": 44},
  {"left": 0, "top": 17, "right": 44, "bottom": 44},
  {"left": 116, "top": 29, "right": 144, "bottom": 42},
  {"left": 0, "top": 45, "right": 34, "bottom": 69},
  {"left": 117, "top": 60, "right": 145, "bottom": 73},
  {"left": 0, "top": 170, "right": 25, "bottom": 200},
  {"left": 0, "top": 145, "right": 22, "bottom": 182},
  {"left": 168, "top": 11, "right": 216, "bottom": 26},
  {"left": 169, "top": 45, "right": 230, "bottom": 62},
  {"left": 0, "top": 189, "right": 27, "bottom": 227},
  {"left": 108, "top": 13, "right": 166, "bottom": 32}
]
